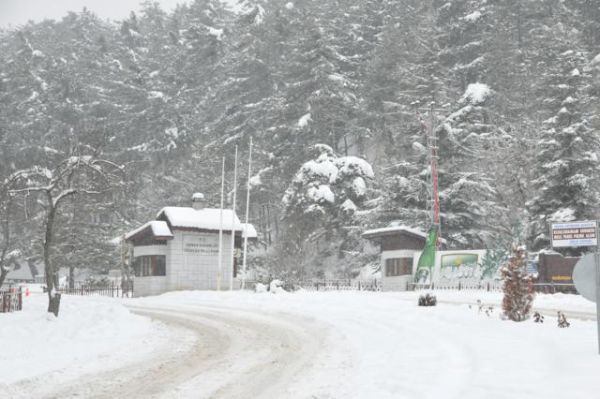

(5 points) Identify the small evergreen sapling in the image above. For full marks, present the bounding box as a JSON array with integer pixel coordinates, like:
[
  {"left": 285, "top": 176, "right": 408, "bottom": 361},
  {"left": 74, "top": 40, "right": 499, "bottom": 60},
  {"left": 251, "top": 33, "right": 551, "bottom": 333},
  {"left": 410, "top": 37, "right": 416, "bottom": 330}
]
[{"left": 500, "top": 245, "right": 535, "bottom": 321}]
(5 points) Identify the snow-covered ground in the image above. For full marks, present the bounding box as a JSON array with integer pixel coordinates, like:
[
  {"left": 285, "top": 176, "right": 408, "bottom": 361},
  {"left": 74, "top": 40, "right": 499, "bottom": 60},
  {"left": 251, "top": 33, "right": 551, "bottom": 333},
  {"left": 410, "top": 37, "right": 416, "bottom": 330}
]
[
  {"left": 0, "top": 293, "right": 195, "bottom": 397},
  {"left": 132, "top": 290, "right": 600, "bottom": 398},
  {"left": 396, "top": 289, "right": 598, "bottom": 316},
  {"left": 2, "top": 290, "right": 600, "bottom": 398}
]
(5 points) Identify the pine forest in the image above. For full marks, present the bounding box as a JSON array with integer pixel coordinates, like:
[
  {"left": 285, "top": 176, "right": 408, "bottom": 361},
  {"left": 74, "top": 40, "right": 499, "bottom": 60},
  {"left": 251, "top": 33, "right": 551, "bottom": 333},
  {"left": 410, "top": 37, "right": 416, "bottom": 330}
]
[{"left": 1, "top": 0, "right": 599, "bottom": 281}]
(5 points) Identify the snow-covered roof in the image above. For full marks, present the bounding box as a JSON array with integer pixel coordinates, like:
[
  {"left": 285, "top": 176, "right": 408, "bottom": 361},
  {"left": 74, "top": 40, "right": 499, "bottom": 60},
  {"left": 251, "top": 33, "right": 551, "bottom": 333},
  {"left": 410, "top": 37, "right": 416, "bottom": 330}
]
[
  {"left": 362, "top": 224, "right": 448, "bottom": 244},
  {"left": 241, "top": 223, "right": 258, "bottom": 239},
  {"left": 157, "top": 207, "right": 244, "bottom": 232},
  {"left": 362, "top": 225, "right": 429, "bottom": 240},
  {"left": 125, "top": 220, "right": 174, "bottom": 241}
]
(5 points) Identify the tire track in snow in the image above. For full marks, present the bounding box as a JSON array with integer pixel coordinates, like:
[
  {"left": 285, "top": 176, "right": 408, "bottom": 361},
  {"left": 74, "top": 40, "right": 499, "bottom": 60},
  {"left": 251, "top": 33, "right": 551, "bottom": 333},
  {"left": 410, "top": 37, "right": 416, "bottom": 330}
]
[{"left": 39, "top": 304, "right": 328, "bottom": 399}]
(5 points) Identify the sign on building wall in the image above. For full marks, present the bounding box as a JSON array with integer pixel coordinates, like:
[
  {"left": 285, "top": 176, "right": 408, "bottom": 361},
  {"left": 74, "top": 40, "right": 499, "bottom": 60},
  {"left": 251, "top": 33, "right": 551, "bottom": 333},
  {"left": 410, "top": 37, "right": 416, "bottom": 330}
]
[
  {"left": 183, "top": 233, "right": 219, "bottom": 256},
  {"left": 551, "top": 221, "right": 598, "bottom": 248}
]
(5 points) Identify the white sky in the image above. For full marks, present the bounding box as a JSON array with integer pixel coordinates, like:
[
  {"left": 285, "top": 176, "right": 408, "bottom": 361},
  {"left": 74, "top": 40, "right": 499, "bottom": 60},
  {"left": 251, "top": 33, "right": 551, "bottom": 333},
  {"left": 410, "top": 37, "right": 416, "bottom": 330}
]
[{"left": 0, "top": 0, "right": 193, "bottom": 28}]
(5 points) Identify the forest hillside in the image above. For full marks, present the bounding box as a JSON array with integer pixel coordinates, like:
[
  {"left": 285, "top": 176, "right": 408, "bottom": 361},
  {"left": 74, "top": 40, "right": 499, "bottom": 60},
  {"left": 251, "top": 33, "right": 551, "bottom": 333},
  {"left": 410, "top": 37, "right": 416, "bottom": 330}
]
[{"left": 1, "top": 0, "right": 599, "bottom": 280}]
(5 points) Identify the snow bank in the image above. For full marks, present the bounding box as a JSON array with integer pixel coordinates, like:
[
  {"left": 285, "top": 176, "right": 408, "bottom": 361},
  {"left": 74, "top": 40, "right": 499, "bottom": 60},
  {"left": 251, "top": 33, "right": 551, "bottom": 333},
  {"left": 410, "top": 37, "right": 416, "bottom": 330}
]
[
  {"left": 0, "top": 294, "right": 183, "bottom": 387},
  {"left": 387, "top": 290, "right": 597, "bottom": 315},
  {"left": 269, "top": 279, "right": 287, "bottom": 294}
]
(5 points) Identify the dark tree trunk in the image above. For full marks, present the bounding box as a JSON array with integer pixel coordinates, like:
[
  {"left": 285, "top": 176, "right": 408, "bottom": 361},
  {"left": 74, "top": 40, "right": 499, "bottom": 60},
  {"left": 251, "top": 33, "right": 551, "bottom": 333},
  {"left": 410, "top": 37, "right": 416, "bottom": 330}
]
[
  {"left": 0, "top": 267, "right": 8, "bottom": 288},
  {"left": 44, "top": 200, "right": 60, "bottom": 316},
  {"left": 0, "top": 197, "right": 12, "bottom": 289},
  {"left": 69, "top": 266, "right": 75, "bottom": 289},
  {"left": 48, "top": 293, "right": 61, "bottom": 317}
]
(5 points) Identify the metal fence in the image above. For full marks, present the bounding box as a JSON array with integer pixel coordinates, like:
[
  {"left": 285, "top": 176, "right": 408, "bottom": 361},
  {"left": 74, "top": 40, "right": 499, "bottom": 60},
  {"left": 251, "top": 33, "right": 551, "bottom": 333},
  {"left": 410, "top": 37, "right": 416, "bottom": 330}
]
[
  {"left": 289, "top": 279, "right": 381, "bottom": 292},
  {"left": 57, "top": 281, "right": 134, "bottom": 298},
  {"left": 0, "top": 287, "right": 23, "bottom": 313},
  {"left": 409, "top": 281, "right": 503, "bottom": 292},
  {"left": 409, "top": 281, "right": 577, "bottom": 294}
]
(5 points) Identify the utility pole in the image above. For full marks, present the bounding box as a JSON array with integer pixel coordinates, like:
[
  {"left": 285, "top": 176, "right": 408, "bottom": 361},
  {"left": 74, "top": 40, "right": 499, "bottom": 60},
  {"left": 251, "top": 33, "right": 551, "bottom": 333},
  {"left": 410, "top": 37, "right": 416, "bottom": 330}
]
[
  {"left": 241, "top": 137, "right": 253, "bottom": 290},
  {"left": 217, "top": 156, "right": 225, "bottom": 291},
  {"left": 229, "top": 146, "right": 238, "bottom": 291}
]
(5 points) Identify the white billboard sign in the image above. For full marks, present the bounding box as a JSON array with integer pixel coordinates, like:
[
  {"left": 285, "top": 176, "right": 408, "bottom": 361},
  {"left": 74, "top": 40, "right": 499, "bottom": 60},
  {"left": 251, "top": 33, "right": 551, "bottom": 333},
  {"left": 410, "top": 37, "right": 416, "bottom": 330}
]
[{"left": 551, "top": 221, "right": 598, "bottom": 248}]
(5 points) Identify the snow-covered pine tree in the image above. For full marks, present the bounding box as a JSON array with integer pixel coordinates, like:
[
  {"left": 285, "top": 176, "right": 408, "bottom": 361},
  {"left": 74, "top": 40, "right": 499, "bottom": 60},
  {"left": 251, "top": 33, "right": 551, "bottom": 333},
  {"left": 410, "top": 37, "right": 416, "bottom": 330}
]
[
  {"left": 500, "top": 245, "right": 534, "bottom": 322},
  {"left": 436, "top": 83, "right": 505, "bottom": 248},
  {"left": 280, "top": 144, "right": 374, "bottom": 277},
  {"left": 526, "top": 45, "right": 599, "bottom": 253},
  {"left": 361, "top": 1, "right": 439, "bottom": 231}
]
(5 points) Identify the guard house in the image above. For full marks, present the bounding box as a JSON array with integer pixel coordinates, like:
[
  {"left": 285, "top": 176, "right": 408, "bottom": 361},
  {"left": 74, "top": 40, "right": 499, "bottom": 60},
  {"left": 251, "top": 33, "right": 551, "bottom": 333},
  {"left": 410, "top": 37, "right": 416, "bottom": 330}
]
[
  {"left": 125, "top": 193, "right": 257, "bottom": 297},
  {"left": 362, "top": 224, "right": 428, "bottom": 291}
]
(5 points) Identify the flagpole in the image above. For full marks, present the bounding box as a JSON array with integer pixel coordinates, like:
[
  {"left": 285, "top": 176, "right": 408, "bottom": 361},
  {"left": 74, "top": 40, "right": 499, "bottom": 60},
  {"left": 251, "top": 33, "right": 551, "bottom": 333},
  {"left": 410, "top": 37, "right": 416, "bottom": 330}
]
[
  {"left": 229, "top": 146, "right": 238, "bottom": 291},
  {"left": 241, "top": 137, "right": 252, "bottom": 290},
  {"left": 217, "top": 156, "right": 225, "bottom": 291}
]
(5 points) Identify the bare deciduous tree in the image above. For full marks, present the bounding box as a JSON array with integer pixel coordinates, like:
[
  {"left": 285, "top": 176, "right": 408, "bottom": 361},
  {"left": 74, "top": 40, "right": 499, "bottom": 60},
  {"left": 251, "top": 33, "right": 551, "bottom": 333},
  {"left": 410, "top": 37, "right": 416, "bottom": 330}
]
[{"left": 8, "top": 156, "right": 124, "bottom": 316}]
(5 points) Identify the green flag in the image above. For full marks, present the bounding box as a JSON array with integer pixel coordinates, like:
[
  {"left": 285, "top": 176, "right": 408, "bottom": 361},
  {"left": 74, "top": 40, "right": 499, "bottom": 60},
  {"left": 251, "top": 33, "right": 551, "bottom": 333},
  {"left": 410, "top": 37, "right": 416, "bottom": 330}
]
[{"left": 415, "top": 225, "right": 438, "bottom": 282}]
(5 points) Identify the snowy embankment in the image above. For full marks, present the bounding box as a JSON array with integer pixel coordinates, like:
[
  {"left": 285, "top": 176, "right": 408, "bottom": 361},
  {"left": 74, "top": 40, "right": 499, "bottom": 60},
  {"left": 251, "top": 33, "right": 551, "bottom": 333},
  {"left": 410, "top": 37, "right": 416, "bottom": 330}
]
[
  {"left": 0, "top": 293, "right": 194, "bottom": 396},
  {"left": 392, "top": 290, "right": 598, "bottom": 316}
]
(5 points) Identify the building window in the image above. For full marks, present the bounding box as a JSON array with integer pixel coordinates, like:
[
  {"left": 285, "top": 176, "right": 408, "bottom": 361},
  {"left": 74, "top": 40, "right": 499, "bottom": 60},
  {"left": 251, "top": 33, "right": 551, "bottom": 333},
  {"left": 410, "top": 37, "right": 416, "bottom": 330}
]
[
  {"left": 385, "top": 258, "right": 413, "bottom": 277},
  {"left": 133, "top": 255, "right": 166, "bottom": 277}
]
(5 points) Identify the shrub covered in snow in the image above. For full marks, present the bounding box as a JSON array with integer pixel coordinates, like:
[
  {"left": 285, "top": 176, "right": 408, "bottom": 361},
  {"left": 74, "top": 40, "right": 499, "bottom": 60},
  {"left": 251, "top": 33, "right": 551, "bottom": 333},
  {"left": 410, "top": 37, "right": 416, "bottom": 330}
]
[
  {"left": 255, "top": 283, "right": 268, "bottom": 293},
  {"left": 269, "top": 279, "right": 287, "bottom": 294},
  {"left": 418, "top": 293, "right": 437, "bottom": 307}
]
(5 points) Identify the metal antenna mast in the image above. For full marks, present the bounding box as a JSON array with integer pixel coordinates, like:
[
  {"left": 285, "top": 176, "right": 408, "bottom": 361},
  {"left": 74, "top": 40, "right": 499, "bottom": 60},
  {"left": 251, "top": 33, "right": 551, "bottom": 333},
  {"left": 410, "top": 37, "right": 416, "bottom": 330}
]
[{"left": 415, "top": 102, "right": 444, "bottom": 248}]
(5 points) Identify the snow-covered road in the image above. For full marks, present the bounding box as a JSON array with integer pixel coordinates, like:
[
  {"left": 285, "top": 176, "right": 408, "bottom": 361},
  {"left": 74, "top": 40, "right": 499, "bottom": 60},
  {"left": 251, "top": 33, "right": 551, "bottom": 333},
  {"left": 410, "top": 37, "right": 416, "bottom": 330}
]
[
  {"left": 45, "top": 304, "right": 330, "bottom": 398},
  {"left": 3, "top": 291, "right": 600, "bottom": 398}
]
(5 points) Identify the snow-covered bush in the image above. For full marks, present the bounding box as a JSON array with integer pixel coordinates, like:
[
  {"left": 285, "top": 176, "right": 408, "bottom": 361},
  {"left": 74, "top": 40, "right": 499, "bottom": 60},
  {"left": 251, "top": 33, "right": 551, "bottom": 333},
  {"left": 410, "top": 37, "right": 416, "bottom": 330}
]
[
  {"left": 255, "top": 283, "right": 268, "bottom": 293},
  {"left": 269, "top": 279, "right": 286, "bottom": 294},
  {"left": 418, "top": 293, "right": 437, "bottom": 307}
]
